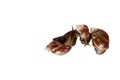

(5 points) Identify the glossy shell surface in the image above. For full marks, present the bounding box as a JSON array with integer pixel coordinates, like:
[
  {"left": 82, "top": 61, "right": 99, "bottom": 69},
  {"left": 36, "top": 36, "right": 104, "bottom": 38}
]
[{"left": 90, "top": 28, "right": 109, "bottom": 54}]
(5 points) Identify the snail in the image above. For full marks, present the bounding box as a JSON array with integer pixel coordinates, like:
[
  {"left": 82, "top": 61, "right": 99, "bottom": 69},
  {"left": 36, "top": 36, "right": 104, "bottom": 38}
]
[
  {"left": 46, "top": 27, "right": 79, "bottom": 55},
  {"left": 46, "top": 24, "right": 110, "bottom": 55},
  {"left": 76, "top": 24, "right": 91, "bottom": 46},
  {"left": 90, "top": 28, "right": 109, "bottom": 54}
]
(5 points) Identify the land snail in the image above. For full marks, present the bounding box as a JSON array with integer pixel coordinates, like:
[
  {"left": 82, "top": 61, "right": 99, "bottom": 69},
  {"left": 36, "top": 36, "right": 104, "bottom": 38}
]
[
  {"left": 90, "top": 28, "right": 109, "bottom": 54},
  {"left": 46, "top": 27, "right": 79, "bottom": 55},
  {"left": 46, "top": 24, "right": 109, "bottom": 55},
  {"left": 76, "top": 24, "right": 91, "bottom": 46}
]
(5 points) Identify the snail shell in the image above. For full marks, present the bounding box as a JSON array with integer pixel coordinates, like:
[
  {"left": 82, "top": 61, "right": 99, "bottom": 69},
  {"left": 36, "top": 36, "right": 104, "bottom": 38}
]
[
  {"left": 76, "top": 24, "right": 91, "bottom": 46},
  {"left": 46, "top": 40, "right": 71, "bottom": 55},
  {"left": 90, "top": 28, "right": 109, "bottom": 54},
  {"left": 46, "top": 29, "right": 79, "bottom": 55}
]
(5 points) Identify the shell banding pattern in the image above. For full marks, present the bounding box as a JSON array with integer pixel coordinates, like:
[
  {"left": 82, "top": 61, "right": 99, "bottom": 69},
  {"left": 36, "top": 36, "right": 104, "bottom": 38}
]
[{"left": 46, "top": 25, "right": 109, "bottom": 55}]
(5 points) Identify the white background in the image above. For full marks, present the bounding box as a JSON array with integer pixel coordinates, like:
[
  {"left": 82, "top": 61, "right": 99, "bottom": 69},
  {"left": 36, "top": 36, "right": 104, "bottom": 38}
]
[{"left": 0, "top": 0, "right": 120, "bottom": 80}]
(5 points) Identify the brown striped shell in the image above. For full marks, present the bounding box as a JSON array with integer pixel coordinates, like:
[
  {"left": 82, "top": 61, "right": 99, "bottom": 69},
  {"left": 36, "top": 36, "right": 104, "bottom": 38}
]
[
  {"left": 90, "top": 28, "right": 109, "bottom": 54},
  {"left": 46, "top": 28, "right": 79, "bottom": 55},
  {"left": 76, "top": 24, "right": 91, "bottom": 46}
]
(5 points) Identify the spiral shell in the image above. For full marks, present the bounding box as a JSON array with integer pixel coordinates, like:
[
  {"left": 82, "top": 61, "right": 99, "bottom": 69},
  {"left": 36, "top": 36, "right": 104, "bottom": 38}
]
[
  {"left": 90, "top": 28, "right": 109, "bottom": 54},
  {"left": 76, "top": 24, "right": 91, "bottom": 46},
  {"left": 46, "top": 29, "right": 79, "bottom": 55}
]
